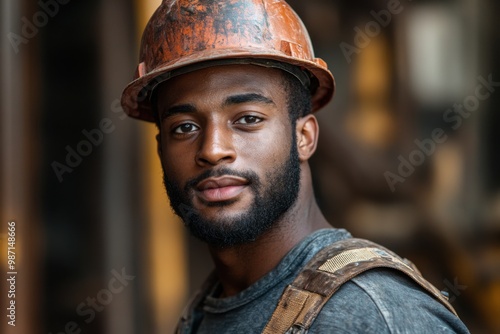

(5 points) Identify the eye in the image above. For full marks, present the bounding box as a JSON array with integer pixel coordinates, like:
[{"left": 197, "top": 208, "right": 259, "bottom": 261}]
[
  {"left": 173, "top": 123, "right": 199, "bottom": 134},
  {"left": 235, "top": 115, "right": 263, "bottom": 125}
]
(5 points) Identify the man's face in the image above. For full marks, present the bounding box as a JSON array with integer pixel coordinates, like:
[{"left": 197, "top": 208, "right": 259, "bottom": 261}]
[{"left": 156, "top": 65, "right": 301, "bottom": 248}]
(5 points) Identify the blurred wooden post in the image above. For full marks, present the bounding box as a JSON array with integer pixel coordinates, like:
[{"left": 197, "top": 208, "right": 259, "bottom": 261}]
[
  {"left": 134, "top": 1, "right": 188, "bottom": 333},
  {"left": 1, "top": 1, "right": 41, "bottom": 333}
]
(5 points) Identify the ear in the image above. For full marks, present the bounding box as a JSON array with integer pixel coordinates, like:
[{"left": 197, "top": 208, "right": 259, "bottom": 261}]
[{"left": 295, "top": 114, "right": 319, "bottom": 162}]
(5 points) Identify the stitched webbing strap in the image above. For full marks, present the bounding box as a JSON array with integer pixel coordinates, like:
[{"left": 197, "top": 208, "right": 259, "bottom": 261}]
[{"left": 262, "top": 238, "right": 458, "bottom": 334}]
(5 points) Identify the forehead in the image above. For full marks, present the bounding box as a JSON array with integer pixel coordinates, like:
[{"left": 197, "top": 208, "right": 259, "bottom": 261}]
[{"left": 155, "top": 64, "right": 287, "bottom": 108}]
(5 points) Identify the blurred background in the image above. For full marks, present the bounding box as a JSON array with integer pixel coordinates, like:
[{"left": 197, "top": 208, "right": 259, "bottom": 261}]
[{"left": 1, "top": 0, "right": 499, "bottom": 333}]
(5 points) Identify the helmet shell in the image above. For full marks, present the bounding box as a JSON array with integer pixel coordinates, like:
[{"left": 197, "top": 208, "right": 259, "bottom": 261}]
[{"left": 121, "top": 0, "right": 335, "bottom": 122}]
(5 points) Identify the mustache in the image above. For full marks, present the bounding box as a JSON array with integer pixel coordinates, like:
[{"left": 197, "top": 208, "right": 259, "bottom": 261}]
[{"left": 184, "top": 167, "right": 260, "bottom": 192}]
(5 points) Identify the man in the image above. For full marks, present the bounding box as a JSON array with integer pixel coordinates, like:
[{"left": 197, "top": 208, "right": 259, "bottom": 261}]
[{"left": 121, "top": 0, "right": 469, "bottom": 332}]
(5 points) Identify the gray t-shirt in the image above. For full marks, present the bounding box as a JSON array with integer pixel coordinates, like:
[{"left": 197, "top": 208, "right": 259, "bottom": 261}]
[{"left": 176, "top": 229, "right": 470, "bottom": 333}]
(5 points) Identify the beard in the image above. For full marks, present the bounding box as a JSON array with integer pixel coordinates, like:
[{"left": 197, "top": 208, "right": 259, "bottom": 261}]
[{"left": 162, "top": 138, "right": 301, "bottom": 248}]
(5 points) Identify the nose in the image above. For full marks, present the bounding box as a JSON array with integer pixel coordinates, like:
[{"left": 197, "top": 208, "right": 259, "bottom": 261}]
[{"left": 196, "top": 123, "right": 236, "bottom": 166}]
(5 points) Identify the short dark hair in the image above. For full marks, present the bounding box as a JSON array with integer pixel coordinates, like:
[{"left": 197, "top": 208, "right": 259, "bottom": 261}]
[{"left": 280, "top": 69, "right": 312, "bottom": 123}]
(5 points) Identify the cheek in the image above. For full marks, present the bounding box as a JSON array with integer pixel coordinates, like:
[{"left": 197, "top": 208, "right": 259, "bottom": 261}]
[
  {"left": 235, "top": 120, "right": 293, "bottom": 166},
  {"left": 160, "top": 140, "right": 195, "bottom": 180}
]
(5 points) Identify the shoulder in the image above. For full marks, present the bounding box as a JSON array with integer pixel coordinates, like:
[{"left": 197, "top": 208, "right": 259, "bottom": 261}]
[{"left": 310, "top": 268, "right": 470, "bottom": 333}]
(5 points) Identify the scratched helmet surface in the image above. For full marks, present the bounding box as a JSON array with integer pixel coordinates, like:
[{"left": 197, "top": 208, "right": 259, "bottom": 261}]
[{"left": 121, "top": 0, "right": 335, "bottom": 122}]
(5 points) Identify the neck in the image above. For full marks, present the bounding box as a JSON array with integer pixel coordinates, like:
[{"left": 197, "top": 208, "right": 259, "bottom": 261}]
[{"left": 208, "top": 165, "right": 330, "bottom": 297}]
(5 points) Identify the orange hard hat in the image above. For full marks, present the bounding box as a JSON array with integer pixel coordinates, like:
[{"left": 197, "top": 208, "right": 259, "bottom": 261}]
[{"left": 121, "top": 0, "right": 335, "bottom": 122}]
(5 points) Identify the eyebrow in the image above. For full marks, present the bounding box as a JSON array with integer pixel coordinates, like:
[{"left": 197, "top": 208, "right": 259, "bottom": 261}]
[
  {"left": 223, "top": 93, "right": 275, "bottom": 107},
  {"left": 161, "top": 104, "right": 196, "bottom": 120}
]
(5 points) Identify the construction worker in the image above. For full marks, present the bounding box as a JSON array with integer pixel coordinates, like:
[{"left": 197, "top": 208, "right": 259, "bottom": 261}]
[{"left": 121, "top": 0, "right": 470, "bottom": 332}]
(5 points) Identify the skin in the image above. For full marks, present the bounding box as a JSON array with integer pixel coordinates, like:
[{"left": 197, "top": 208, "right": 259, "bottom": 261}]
[{"left": 156, "top": 64, "right": 330, "bottom": 297}]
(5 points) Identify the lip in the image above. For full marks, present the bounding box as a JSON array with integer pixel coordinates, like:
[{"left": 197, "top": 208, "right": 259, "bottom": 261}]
[{"left": 196, "top": 176, "right": 249, "bottom": 202}]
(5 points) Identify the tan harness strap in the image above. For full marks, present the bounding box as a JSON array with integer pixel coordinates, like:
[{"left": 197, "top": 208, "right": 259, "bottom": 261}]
[{"left": 262, "top": 238, "right": 458, "bottom": 334}]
